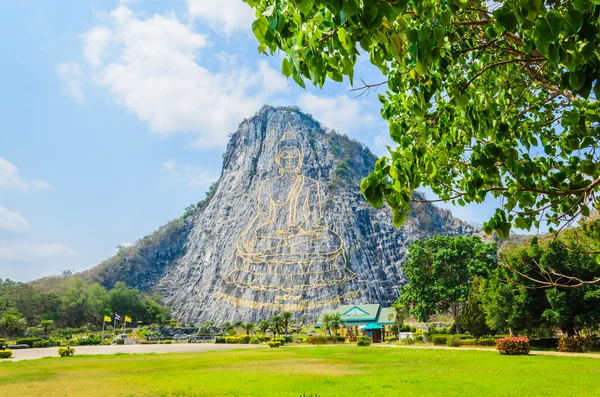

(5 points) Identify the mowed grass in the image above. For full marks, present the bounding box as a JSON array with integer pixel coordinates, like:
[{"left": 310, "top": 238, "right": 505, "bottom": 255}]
[{"left": 1, "top": 346, "right": 599, "bottom": 397}]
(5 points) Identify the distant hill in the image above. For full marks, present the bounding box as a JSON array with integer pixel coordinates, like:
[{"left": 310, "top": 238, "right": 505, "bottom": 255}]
[{"left": 31, "top": 106, "right": 478, "bottom": 323}]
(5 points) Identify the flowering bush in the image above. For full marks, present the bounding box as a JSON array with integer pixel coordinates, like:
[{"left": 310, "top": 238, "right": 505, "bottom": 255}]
[
  {"left": 0, "top": 349, "right": 13, "bottom": 359},
  {"left": 495, "top": 337, "right": 530, "bottom": 355},
  {"left": 307, "top": 336, "right": 329, "bottom": 345},
  {"left": 267, "top": 341, "right": 281, "bottom": 348},
  {"left": 557, "top": 336, "right": 594, "bottom": 353}
]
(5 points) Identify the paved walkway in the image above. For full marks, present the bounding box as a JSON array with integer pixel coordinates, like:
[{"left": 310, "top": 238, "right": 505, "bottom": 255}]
[
  {"left": 375, "top": 342, "right": 600, "bottom": 358},
  {"left": 6, "top": 343, "right": 263, "bottom": 362}
]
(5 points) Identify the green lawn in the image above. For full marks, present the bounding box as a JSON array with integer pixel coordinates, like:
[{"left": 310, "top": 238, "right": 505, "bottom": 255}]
[{"left": 1, "top": 346, "right": 599, "bottom": 396}]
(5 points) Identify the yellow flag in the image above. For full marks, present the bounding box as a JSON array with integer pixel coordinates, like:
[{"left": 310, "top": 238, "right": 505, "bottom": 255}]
[
  {"left": 125, "top": 315, "right": 132, "bottom": 323},
  {"left": 104, "top": 315, "right": 111, "bottom": 322}
]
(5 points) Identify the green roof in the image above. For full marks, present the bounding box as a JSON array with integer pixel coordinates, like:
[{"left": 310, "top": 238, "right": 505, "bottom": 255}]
[
  {"left": 316, "top": 304, "right": 396, "bottom": 326},
  {"left": 362, "top": 323, "right": 383, "bottom": 330}
]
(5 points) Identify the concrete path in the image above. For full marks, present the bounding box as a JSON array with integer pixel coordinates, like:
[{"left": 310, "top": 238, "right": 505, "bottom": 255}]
[
  {"left": 375, "top": 342, "right": 600, "bottom": 358},
  {"left": 5, "top": 343, "right": 263, "bottom": 362}
]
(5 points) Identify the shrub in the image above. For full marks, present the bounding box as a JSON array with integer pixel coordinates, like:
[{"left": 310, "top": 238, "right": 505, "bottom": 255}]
[
  {"left": 274, "top": 337, "right": 286, "bottom": 345},
  {"left": 239, "top": 335, "right": 252, "bottom": 344},
  {"left": 402, "top": 336, "right": 415, "bottom": 345},
  {"left": 15, "top": 337, "right": 42, "bottom": 348},
  {"left": 307, "top": 336, "right": 329, "bottom": 345},
  {"left": 530, "top": 338, "right": 559, "bottom": 349},
  {"left": 476, "top": 338, "right": 496, "bottom": 346},
  {"left": 557, "top": 336, "right": 594, "bottom": 353},
  {"left": 225, "top": 336, "right": 241, "bottom": 344},
  {"left": 78, "top": 336, "right": 101, "bottom": 346},
  {"left": 58, "top": 347, "right": 75, "bottom": 357},
  {"left": 215, "top": 337, "right": 226, "bottom": 344},
  {"left": 33, "top": 340, "right": 52, "bottom": 348},
  {"left": 414, "top": 335, "right": 424, "bottom": 343},
  {"left": 116, "top": 339, "right": 125, "bottom": 345},
  {"left": 385, "top": 336, "right": 398, "bottom": 343},
  {"left": 496, "top": 337, "right": 530, "bottom": 355},
  {"left": 249, "top": 337, "right": 262, "bottom": 344},
  {"left": 357, "top": 336, "right": 371, "bottom": 346},
  {"left": 335, "top": 335, "right": 346, "bottom": 343},
  {"left": 431, "top": 335, "right": 449, "bottom": 345},
  {"left": 0, "top": 349, "right": 13, "bottom": 359},
  {"left": 162, "top": 340, "right": 172, "bottom": 344},
  {"left": 446, "top": 335, "right": 461, "bottom": 347},
  {"left": 267, "top": 341, "right": 281, "bottom": 348},
  {"left": 284, "top": 335, "right": 294, "bottom": 343}
]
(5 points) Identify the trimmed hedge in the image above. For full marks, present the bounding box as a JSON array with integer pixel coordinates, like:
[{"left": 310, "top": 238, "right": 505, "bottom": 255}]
[
  {"left": 558, "top": 336, "right": 594, "bottom": 353},
  {"left": 33, "top": 340, "right": 53, "bottom": 348},
  {"left": 215, "top": 337, "right": 226, "bottom": 344},
  {"left": 16, "top": 337, "right": 42, "bottom": 348},
  {"left": 162, "top": 340, "right": 173, "bottom": 344},
  {"left": 267, "top": 341, "right": 281, "bottom": 348},
  {"left": 357, "top": 336, "right": 371, "bottom": 346},
  {"left": 0, "top": 349, "right": 13, "bottom": 359},
  {"left": 459, "top": 338, "right": 495, "bottom": 346},
  {"left": 249, "top": 337, "right": 262, "bottom": 344},
  {"left": 307, "top": 336, "right": 329, "bottom": 345},
  {"left": 58, "top": 347, "right": 75, "bottom": 357},
  {"left": 530, "top": 338, "right": 559, "bottom": 349},
  {"left": 496, "top": 337, "right": 530, "bottom": 355},
  {"left": 431, "top": 335, "right": 449, "bottom": 345},
  {"left": 446, "top": 335, "right": 461, "bottom": 347},
  {"left": 335, "top": 335, "right": 346, "bottom": 343}
]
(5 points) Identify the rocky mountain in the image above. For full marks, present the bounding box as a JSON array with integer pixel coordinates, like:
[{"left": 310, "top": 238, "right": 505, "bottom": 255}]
[{"left": 72, "top": 105, "right": 476, "bottom": 324}]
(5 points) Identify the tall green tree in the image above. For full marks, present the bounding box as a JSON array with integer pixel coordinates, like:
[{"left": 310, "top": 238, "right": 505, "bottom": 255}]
[
  {"left": 0, "top": 312, "right": 27, "bottom": 342},
  {"left": 459, "top": 278, "right": 490, "bottom": 339},
  {"left": 330, "top": 313, "right": 342, "bottom": 336},
  {"left": 245, "top": 0, "right": 600, "bottom": 243},
  {"left": 397, "top": 235, "right": 497, "bottom": 333},
  {"left": 257, "top": 320, "right": 270, "bottom": 337},
  {"left": 320, "top": 313, "right": 333, "bottom": 336},
  {"left": 242, "top": 322, "right": 255, "bottom": 335},
  {"left": 484, "top": 237, "right": 600, "bottom": 336}
]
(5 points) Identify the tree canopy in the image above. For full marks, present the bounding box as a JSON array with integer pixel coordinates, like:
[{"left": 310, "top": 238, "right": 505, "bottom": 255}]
[
  {"left": 397, "top": 235, "right": 497, "bottom": 333},
  {"left": 245, "top": 0, "right": 600, "bottom": 241}
]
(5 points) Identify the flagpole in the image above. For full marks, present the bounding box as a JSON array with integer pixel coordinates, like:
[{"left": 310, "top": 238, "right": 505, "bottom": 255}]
[
  {"left": 113, "top": 315, "right": 117, "bottom": 335},
  {"left": 123, "top": 317, "right": 126, "bottom": 333},
  {"left": 102, "top": 317, "right": 105, "bottom": 340}
]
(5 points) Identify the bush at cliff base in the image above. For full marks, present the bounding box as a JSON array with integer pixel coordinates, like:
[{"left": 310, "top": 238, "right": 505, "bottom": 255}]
[
  {"left": 557, "top": 336, "right": 594, "bottom": 353},
  {"left": 495, "top": 337, "right": 530, "bottom": 355}
]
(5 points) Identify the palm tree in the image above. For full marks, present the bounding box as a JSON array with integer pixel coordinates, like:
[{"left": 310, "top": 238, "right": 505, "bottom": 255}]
[
  {"left": 0, "top": 313, "right": 27, "bottom": 343},
  {"left": 40, "top": 320, "right": 56, "bottom": 338},
  {"left": 234, "top": 320, "right": 244, "bottom": 328},
  {"left": 281, "top": 311, "right": 293, "bottom": 336},
  {"left": 269, "top": 315, "right": 282, "bottom": 337},
  {"left": 257, "top": 320, "right": 270, "bottom": 337},
  {"left": 330, "top": 313, "right": 342, "bottom": 337},
  {"left": 242, "top": 322, "right": 255, "bottom": 336},
  {"left": 320, "top": 313, "right": 333, "bottom": 336},
  {"left": 391, "top": 301, "right": 409, "bottom": 338}
]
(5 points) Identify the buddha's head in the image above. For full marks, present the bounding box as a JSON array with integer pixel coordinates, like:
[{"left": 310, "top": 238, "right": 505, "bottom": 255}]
[{"left": 275, "top": 125, "right": 304, "bottom": 176}]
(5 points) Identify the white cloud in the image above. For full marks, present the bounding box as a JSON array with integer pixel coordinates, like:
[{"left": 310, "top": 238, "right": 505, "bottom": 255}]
[
  {"left": 160, "top": 160, "right": 218, "bottom": 188},
  {"left": 0, "top": 156, "right": 53, "bottom": 192},
  {"left": 187, "top": 0, "right": 255, "bottom": 33},
  {"left": 297, "top": 93, "right": 377, "bottom": 135},
  {"left": 57, "top": 62, "right": 85, "bottom": 101},
  {"left": 0, "top": 242, "right": 75, "bottom": 263},
  {"left": 0, "top": 206, "right": 30, "bottom": 236},
  {"left": 82, "top": 27, "right": 112, "bottom": 67},
  {"left": 78, "top": 5, "right": 285, "bottom": 148}
]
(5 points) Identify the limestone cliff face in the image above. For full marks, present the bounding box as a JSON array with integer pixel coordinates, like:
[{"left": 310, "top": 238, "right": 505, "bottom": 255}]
[{"left": 142, "top": 105, "right": 477, "bottom": 324}]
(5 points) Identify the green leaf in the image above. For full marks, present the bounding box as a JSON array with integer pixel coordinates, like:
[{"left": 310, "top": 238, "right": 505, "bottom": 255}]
[
  {"left": 297, "top": 0, "right": 314, "bottom": 14},
  {"left": 342, "top": 0, "right": 358, "bottom": 17},
  {"left": 252, "top": 17, "right": 269, "bottom": 42},
  {"left": 281, "top": 58, "right": 292, "bottom": 78},
  {"left": 392, "top": 208, "right": 407, "bottom": 228},
  {"left": 535, "top": 10, "right": 563, "bottom": 46},
  {"left": 493, "top": 6, "right": 517, "bottom": 31},
  {"left": 562, "top": 9, "right": 583, "bottom": 36}
]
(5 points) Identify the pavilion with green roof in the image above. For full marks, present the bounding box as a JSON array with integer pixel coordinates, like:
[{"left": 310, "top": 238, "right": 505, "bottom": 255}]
[{"left": 317, "top": 304, "right": 396, "bottom": 343}]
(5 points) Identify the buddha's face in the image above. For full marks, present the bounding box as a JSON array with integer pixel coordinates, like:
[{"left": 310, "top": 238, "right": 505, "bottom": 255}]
[{"left": 276, "top": 145, "right": 302, "bottom": 175}]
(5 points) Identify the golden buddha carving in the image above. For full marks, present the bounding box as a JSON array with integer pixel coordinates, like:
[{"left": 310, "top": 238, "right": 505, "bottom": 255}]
[{"left": 224, "top": 124, "right": 356, "bottom": 292}]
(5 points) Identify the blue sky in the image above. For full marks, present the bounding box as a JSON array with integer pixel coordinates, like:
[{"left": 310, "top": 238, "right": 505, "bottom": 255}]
[{"left": 0, "top": 0, "right": 497, "bottom": 282}]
